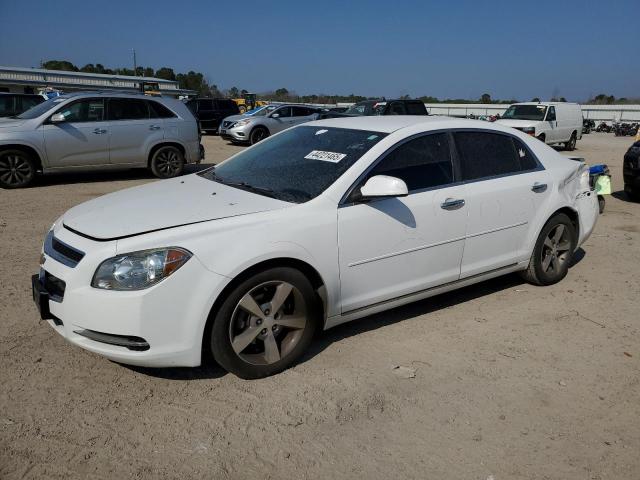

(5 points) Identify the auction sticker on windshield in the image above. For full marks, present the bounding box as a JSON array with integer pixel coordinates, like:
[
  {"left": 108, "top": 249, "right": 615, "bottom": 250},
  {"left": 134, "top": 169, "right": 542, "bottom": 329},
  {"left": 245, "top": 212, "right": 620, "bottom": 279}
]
[{"left": 304, "top": 150, "right": 347, "bottom": 163}]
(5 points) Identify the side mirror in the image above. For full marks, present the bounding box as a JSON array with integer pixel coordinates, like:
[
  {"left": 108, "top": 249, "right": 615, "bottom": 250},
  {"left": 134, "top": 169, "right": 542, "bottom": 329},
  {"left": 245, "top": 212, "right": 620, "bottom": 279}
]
[
  {"left": 50, "top": 113, "right": 66, "bottom": 123},
  {"left": 271, "top": 113, "right": 280, "bottom": 118},
  {"left": 359, "top": 175, "right": 408, "bottom": 200}
]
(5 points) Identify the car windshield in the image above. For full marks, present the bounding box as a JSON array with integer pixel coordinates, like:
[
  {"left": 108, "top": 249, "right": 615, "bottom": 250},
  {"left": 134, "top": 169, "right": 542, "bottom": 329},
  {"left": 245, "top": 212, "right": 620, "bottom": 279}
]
[
  {"left": 199, "top": 126, "right": 387, "bottom": 203},
  {"left": 502, "top": 105, "right": 548, "bottom": 121},
  {"left": 251, "top": 105, "right": 278, "bottom": 117},
  {"left": 15, "top": 96, "right": 67, "bottom": 119},
  {"left": 244, "top": 107, "right": 265, "bottom": 115},
  {"left": 344, "top": 102, "right": 375, "bottom": 116}
]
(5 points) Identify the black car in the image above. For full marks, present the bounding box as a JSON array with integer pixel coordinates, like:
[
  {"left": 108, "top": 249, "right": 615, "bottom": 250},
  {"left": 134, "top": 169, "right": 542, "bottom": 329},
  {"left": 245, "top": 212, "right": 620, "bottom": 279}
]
[
  {"left": 582, "top": 119, "right": 595, "bottom": 134},
  {"left": 623, "top": 141, "right": 640, "bottom": 201},
  {"left": 318, "top": 99, "right": 428, "bottom": 119},
  {"left": 0, "top": 93, "right": 45, "bottom": 118},
  {"left": 185, "top": 98, "right": 240, "bottom": 133}
]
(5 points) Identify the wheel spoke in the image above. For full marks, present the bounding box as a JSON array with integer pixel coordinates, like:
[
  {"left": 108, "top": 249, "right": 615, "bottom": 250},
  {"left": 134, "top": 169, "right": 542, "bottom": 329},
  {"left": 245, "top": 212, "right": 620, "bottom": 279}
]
[
  {"left": 275, "top": 314, "right": 306, "bottom": 329},
  {"left": 556, "top": 240, "right": 571, "bottom": 252},
  {"left": 270, "top": 283, "right": 293, "bottom": 314},
  {"left": 542, "top": 253, "right": 552, "bottom": 272},
  {"left": 238, "top": 293, "right": 266, "bottom": 320},
  {"left": 231, "top": 325, "right": 262, "bottom": 354},
  {"left": 263, "top": 332, "right": 281, "bottom": 363},
  {"left": 544, "top": 237, "right": 554, "bottom": 249},
  {"left": 549, "top": 255, "right": 558, "bottom": 272},
  {"left": 553, "top": 225, "right": 565, "bottom": 243}
]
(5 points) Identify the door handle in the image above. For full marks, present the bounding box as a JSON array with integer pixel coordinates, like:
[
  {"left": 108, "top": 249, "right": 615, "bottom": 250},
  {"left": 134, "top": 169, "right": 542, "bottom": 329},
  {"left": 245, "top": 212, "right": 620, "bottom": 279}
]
[
  {"left": 92, "top": 128, "right": 107, "bottom": 134},
  {"left": 149, "top": 125, "right": 161, "bottom": 131},
  {"left": 440, "top": 198, "right": 465, "bottom": 210},
  {"left": 531, "top": 182, "right": 547, "bottom": 193}
]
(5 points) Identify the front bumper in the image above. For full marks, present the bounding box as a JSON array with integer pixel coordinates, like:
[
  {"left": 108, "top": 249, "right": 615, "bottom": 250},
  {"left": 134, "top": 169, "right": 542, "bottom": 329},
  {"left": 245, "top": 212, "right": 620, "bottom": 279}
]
[
  {"left": 218, "top": 124, "right": 251, "bottom": 143},
  {"left": 32, "top": 225, "right": 229, "bottom": 368}
]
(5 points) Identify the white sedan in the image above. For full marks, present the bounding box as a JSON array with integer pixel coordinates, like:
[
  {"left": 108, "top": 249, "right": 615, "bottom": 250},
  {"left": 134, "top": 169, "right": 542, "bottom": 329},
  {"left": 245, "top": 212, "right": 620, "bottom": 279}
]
[{"left": 32, "top": 116, "right": 599, "bottom": 378}]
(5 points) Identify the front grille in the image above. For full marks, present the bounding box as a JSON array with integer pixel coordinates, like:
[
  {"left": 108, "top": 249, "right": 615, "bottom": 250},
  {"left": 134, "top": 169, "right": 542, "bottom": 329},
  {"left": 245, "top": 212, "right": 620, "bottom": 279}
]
[
  {"left": 44, "top": 230, "right": 85, "bottom": 268},
  {"left": 222, "top": 120, "right": 234, "bottom": 128},
  {"left": 44, "top": 271, "right": 66, "bottom": 301}
]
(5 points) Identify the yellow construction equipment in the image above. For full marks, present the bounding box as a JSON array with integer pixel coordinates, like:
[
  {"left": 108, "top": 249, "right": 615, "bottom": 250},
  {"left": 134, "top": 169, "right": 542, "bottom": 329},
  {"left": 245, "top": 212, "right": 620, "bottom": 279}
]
[{"left": 232, "top": 93, "right": 268, "bottom": 113}]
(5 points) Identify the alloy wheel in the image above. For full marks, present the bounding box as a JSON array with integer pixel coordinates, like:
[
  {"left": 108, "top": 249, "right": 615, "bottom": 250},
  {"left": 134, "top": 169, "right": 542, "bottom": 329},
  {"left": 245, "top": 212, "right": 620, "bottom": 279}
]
[
  {"left": 154, "top": 148, "right": 182, "bottom": 176},
  {"left": 0, "top": 153, "right": 32, "bottom": 187},
  {"left": 541, "top": 224, "right": 572, "bottom": 274},
  {"left": 228, "top": 281, "right": 307, "bottom": 365}
]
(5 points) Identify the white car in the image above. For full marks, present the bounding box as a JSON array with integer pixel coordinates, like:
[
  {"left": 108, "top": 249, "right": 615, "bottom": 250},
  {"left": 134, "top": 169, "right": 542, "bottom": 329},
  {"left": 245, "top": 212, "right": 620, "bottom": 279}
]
[
  {"left": 497, "top": 102, "right": 583, "bottom": 150},
  {"left": 32, "top": 116, "right": 599, "bottom": 378}
]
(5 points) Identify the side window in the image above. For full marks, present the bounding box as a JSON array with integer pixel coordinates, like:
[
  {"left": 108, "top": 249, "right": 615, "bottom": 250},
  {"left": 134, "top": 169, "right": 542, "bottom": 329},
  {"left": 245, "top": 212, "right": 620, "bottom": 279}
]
[
  {"left": 198, "top": 99, "right": 214, "bottom": 111},
  {"left": 274, "top": 107, "right": 291, "bottom": 118},
  {"left": 148, "top": 101, "right": 176, "bottom": 118},
  {"left": 455, "top": 131, "right": 520, "bottom": 181},
  {"left": 0, "top": 96, "right": 14, "bottom": 116},
  {"left": 217, "top": 99, "right": 235, "bottom": 110},
  {"left": 368, "top": 133, "right": 454, "bottom": 191},
  {"left": 406, "top": 102, "right": 426, "bottom": 115},
  {"left": 512, "top": 138, "right": 539, "bottom": 171},
  {"left": 21, "top": 96, "right": 43, "bottom": 112},
  {"left": 546, "top": 106, "right": 556, "bottom": 122},
  {"left": 107, "top": 99, "right": 149, "bottom": 121},
  {"left": 389, "top": 102, "right": 406, "bottom": 115},
  {"left": 56, "top": 98, "right": 104, "bottom": 122},
  {"left": 291, "top": 106, "right": 312, "bottom": 117}
]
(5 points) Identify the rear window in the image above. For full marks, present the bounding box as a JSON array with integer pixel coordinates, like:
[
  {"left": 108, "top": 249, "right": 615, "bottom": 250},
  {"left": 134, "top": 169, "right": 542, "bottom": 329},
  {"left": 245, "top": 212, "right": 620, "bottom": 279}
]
[
  {"left": 148, "top": 101, "right": 176, "bottom": 118},
  {"left": 216, "top": 99, "right": 237, "bottom": 110},
  {"left": 0, "top": 96, "right": 14, "bottom": 115},
  {"left": 198, "top": 99, "right": 214, "bottom": 110},
  {"left": 455, "top": 132, "right": 521, "bottom": 180},
  {"left": 406, "top": 102, "right": 426, "bottom": 115},
  {"left": 107, "top": 99, "right": 149, "bottom": 120}
]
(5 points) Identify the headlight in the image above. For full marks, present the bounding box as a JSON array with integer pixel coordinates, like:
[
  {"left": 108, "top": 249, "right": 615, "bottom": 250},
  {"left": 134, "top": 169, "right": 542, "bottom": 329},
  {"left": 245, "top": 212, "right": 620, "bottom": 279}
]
[
  {"left": 522, "top": 127, "right": 535, "bottom": 135},
  {"left": 233, "top": 119, "right": 251, "bottom": 128},
  {"left": 92, "top": 247, "right": 192, "bottom": 291}
]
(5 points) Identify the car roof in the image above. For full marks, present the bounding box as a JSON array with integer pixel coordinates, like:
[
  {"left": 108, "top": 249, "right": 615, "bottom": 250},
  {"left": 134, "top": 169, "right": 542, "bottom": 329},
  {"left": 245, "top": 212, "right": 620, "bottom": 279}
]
[
  {"left": 512, "top": 101, "right": 580, "bottom": 106},
  {"left": 53, "top": 91, "right": 166, "bottom": 100}
]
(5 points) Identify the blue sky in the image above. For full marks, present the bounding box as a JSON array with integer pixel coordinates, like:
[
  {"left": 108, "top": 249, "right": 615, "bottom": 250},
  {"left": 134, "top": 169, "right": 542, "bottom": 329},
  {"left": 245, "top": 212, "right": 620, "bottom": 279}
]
[{"left": 0, "top": 0, "right": 638, "bottom": 101}]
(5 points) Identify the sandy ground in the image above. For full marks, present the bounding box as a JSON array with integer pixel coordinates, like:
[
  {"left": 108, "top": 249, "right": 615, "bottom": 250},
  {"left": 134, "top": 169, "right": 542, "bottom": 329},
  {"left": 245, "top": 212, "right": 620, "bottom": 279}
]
[{"left": 1, "top": 133, "right": 639, "bottom": 480}]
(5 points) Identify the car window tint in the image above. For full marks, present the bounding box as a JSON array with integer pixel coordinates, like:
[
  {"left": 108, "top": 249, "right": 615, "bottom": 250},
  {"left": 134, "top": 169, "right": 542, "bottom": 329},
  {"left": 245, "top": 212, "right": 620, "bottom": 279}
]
[
  {"left": 389, "top": 102, "right": 406, "bottom": 115},
  {"left": 512, "top": 137, "right": 538, "bottom": 171},
  {"left": 217, "top": 99, "right": 235, "bottom": 110},
  {"left": 455, "top": 131, "right": 521, "bottom": 180},
  {"left": 0, "top": 96, "right": 14, "bottom": 115},
  {"left": 108, "top": 99, "right": 149, "bottom": 121},
  {"left": 198, "top": 99, "right": 214, "bottom": 110},
  {"left": 369, "top": 133, "right": 453, "bottom": 191},
  {"left": 275, "top": 107, "right": 291, "bottom": 118},
  {"left": 406, "top": 102, "right": 426, "bottom": 115},
  {"left": 148, "top": 101, "right": 176, "bottom": 118},
  {"left": 57, "top": 98, "right": 104, "bottom": 122},
  {"left": 21, "top": 96, "right": 43, "bottom": 111},
  {"left": 546, "top": 106, "right": 556, "bottom": 121},
  {"left": 291, "top": 106, "right": 311, "bottom": 117}
]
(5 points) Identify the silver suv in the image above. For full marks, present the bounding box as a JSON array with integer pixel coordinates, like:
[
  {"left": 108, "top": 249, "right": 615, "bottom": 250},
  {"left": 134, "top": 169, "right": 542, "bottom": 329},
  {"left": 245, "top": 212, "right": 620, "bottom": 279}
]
[
  {"left": 0, "top": 92, "right": 202, "bottom": 188},
  {"left": 218, "top": 104, "right": 318, "bottom": 145}
]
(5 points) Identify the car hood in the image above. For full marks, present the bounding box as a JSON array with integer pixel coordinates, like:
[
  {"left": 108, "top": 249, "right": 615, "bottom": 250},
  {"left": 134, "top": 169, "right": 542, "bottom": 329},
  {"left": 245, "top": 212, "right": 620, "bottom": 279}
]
[
  {"left": 0, "top": 118, "right": 28, "bottom": 129},
  {"left": 223, "top": 114, "right": 247, "bottom": 123},
  {"left": 495, "top": 119, "right": 538, "bottom": 128},
  {"left": 62, "top": 173, "right": 292, "bottom": 240}
]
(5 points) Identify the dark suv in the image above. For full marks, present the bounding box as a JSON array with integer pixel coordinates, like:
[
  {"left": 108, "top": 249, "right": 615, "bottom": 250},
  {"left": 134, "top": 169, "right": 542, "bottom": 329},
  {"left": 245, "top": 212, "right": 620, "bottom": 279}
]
[
  {"left": 185, "top": 98, "right": 240, "bottom": 133},
  {"left": 0, "top": 93, "right": 45, "bottom": 118},
  {"left": 318, "top": 99, "right": 428, "bottom": 119},
  {"left": 623, "top": 141, "right": 640, "bottom": 201}
]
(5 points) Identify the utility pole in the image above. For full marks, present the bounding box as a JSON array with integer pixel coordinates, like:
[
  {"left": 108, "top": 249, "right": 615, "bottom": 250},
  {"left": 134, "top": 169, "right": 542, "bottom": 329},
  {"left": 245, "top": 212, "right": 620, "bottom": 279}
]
[{"left": 132, "top": 49, "right": 137, "bottom": 75}]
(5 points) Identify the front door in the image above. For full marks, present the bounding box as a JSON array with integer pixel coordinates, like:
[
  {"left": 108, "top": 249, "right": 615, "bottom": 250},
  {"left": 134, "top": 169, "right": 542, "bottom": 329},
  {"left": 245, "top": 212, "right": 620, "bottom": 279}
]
[
  {"left": 269, "top": 106, "right": 295, "bottom": 133},
  {"left": 42, "top": 98, "right": 109, "bottom": 168},
  {"left": 337, "top": 132, "right": 468, "bottom": 313},
  {"left": 544, "top": 106, "right": 558, "bottom": 143}
]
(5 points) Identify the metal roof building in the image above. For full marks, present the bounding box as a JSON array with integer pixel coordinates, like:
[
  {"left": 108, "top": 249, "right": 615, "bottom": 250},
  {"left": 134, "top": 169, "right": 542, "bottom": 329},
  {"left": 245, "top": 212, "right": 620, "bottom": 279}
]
[{"left": 0, "top": 65, "right": 194, "bottom": 97}]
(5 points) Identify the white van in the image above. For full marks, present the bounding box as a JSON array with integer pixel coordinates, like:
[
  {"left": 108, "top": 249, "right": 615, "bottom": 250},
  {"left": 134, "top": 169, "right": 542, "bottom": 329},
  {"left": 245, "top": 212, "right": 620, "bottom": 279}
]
[{"left": 497, "top": 102, "right": 583, "bottom": 150}]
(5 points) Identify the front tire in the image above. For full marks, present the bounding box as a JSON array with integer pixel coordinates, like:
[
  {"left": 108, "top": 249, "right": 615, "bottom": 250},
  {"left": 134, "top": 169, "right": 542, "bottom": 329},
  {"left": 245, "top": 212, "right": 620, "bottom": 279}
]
[
  {"left": 150, "top": 146, "right": 184, "bottom": 179},
  {"left": 210, "top": 267, "right": 321, "bottom": 379},
  {"left": 564, "top": 132, "right": 577, "bottom": 151},
  {"left": 520, "top": 213, "right": 577, "bottom": 286},
  {"left": 249, "top": 127, "right": 269, "bottom": 145},
  {"left": 537, "top": 133, "right": 546, "bottom": 143},
  {"left": 0, "top": 149, "right": 36, "bottom": 189}
]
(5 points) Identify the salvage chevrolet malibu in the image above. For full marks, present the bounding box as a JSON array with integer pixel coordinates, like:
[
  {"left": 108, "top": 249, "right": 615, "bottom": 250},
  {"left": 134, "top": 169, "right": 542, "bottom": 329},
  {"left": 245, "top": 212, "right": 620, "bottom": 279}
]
[{"left": 32, "top": 116, "right": 599, "bottom": 378}]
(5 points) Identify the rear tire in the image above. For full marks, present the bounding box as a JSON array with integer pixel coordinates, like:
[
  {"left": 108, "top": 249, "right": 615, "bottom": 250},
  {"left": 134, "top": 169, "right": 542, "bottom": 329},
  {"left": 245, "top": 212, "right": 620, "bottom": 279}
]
[
  {"left": 520, "top": 213, "right": 577, "bottom": 286},
  {"left": 537, "top": 134, "right": 546, "bottom": 143},
  {"left": 564, "top": 132, "right": 577, "bottom": 151},
  {"left": 150, "top": 146, "right": 184, "bottom": 179},
  {"left": 0, "top": 149, "right": 36, "bottom": 189},
  {"left": 210, "top": 267, "right": 321, "bottom": 379}
]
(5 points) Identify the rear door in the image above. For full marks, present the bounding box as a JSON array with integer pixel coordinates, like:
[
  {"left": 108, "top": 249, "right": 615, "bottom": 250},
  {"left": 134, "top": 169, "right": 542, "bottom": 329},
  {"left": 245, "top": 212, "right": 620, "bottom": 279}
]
[
  {"left": 454, "top": 130, "right": 549, "bottom": 277},
  {"left": 196, "top": 99, "right": 215, "bottom": 131},
  {"left": 42, "top": 97, "right": 110, "bottom": 168},
  {"left": 544, "top": 106, "right": 559, "bottom": 143},
  {"left": 290, "top": 106, "right": 317, "bottom": 126},
  {"left": 107, "top": 98, "right": 163, "bottom": 165}
]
